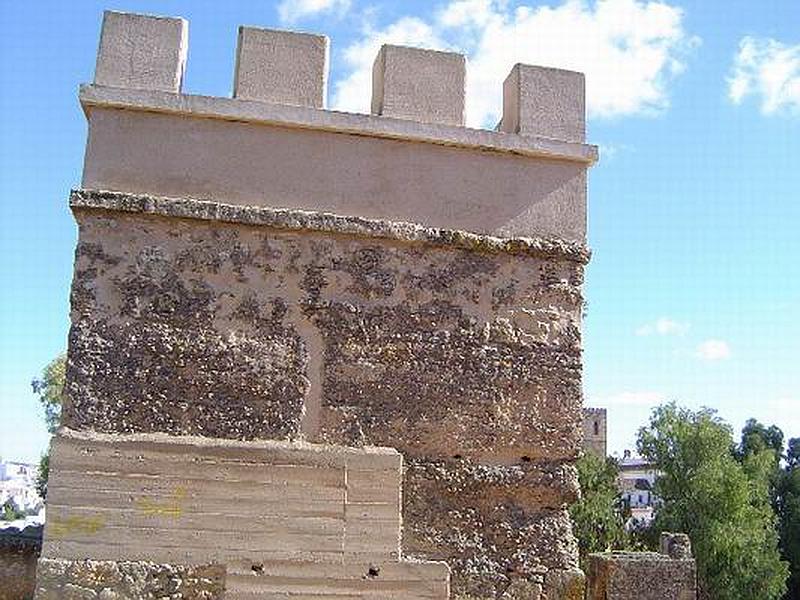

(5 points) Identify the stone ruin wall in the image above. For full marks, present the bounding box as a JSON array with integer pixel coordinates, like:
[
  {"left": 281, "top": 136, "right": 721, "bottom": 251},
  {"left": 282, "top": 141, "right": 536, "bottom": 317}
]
[
  {"left": 586, "top": 535, "right": 697, "bottom": 600},
  {"left": 39, "top": 10, "right": 599, "bottom": 599}
]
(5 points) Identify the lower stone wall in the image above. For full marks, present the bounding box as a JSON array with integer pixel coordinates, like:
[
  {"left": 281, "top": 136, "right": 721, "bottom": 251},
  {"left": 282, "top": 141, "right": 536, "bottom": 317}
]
[
  {"left": 0, "top": 525, "right": 41, "bottom": 600},
  {"left": 39, "top": 428, "right": 449, "bottom": 599}
]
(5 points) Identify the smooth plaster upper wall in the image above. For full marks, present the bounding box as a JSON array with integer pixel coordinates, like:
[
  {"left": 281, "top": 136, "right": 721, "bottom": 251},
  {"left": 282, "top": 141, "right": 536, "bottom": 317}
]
[{"left": 82, "top": 107, "right": 587, "bottom": 241}]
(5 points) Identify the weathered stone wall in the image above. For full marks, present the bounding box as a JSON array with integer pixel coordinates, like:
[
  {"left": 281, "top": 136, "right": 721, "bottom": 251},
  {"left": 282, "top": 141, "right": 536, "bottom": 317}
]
[
  {"left": 60, "top": 189, "right": 587, "bottom": 597},
  {"left": 586, "top": 551, "right": 697, "bottom": 600},
  {"left": 0, "top": 525, "right": 41, "bottom": 600}
]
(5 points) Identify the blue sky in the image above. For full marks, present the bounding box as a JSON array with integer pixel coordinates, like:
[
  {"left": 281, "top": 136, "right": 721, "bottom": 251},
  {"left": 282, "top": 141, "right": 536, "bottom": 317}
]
[{"left": 1, "top": 0, "right": 798, "bottom": 463}]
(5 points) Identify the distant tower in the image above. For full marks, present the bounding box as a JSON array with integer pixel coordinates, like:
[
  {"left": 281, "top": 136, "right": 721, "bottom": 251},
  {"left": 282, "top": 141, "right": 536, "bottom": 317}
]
[{"left": 583, "top": 408, "right": 608, "bottom": 456}]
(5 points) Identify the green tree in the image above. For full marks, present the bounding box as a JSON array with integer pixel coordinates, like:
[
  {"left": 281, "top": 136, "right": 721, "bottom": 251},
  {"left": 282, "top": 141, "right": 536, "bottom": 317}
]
[
  {"left": 1, "top": 499, "right": 25, "bottom": 522},
  {"left": 35, "top": 453, "right": 50, "bottom": 500},
  {"left": 787, "top": 438, "right": 800, "bottom": 469},
  {"left": 738, "top": 418, "right": 785, "bottom": 462},
  {"left": 734, "top": 420, "right": 800, "bottom": 600},
  {"left": 569, "top": 452, "right": 629, "bottom": 565},
  {"left": 776, "top": 437, "right": 800, "bottom": 600},
  {"left": 31, "top": 353, "right": 66, "bottom": 501},
  {"left": 31, "top": 353, "right": 66, "bottom": 433},
  {"left": 637, "top": 403, "right": 788, "bottom": 600}
]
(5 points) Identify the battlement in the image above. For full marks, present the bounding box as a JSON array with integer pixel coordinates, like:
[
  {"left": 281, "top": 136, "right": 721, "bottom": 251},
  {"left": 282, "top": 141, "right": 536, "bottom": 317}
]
[{"left": 80, "top": 10, "right": 597, "bottom": 242}]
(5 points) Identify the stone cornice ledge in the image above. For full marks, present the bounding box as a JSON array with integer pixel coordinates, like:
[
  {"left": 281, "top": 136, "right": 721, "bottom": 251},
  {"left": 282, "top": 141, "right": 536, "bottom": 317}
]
[
  {"left": 71, "top": 189, "right": 591, "bottom": 264},
  {"left": 79, "top": 84, "right": 599, "bottom": 165}
]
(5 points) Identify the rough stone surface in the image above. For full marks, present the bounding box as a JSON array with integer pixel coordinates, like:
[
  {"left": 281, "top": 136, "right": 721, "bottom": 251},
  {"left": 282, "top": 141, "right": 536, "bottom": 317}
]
[
  {"left": 0, "top": 525, "right": 41, "bottom": 600},
  {"left": 234, "top": 27, "right": 328, "bottom": 107},
  {"left": 372, "top": 44, "right": 466, "bottom": 126},
  {"left": 34, "top": 558, "right": 225, "bottom": 599},
  {"left": 586, "top": 552, "right": 697, "bottom": 600},
  {"left": 61, "top": 190, "right": 586, "bottom": 597},
  {"left": 94, "top": 11, "right": 187, "bottom": 93},
  {"left": 501, "top": 64, "right": 585, "bottom": 142},
  {"left": 403, "top": 458, "right": 579, "bottom": 596}
]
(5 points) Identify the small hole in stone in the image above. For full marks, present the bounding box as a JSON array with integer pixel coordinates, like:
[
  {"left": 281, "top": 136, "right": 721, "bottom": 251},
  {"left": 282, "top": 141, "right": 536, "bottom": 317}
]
[
  {"left": 251, "top": 563, "right": 264, "bottom": 575},
  {"left": 367, "top": 566, "right": 380, "bottom": 578},
  {"left": 520, "top": 456, "right": 531, "bottom": 463},
  {"left": 453, "top": 454, "right": 463, "bottom": 460}
]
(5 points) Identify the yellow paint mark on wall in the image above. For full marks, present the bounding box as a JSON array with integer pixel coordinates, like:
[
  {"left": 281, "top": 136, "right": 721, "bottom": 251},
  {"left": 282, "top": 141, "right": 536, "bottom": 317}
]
[
  {"left": 135, "top": 485, "right": 187, "bottom": 518},
  {"left": 49, "top": 515, "right": 105, "bottom": 537}
]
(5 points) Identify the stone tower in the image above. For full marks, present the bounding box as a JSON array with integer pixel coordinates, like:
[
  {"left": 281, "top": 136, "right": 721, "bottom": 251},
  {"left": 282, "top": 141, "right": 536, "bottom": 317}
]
[
  {"left": 583, "top": 407, "right": 608, "bottom": 457},
  {"left": 35, "top": 10, "right": 597, "bottom": 599}
]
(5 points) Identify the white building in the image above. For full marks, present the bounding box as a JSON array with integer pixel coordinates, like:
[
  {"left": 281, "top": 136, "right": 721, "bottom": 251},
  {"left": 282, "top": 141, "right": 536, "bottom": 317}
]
[
  {"left": 617, "top": 450, "right": 659, "bottom": 526},
  {"left": 0, "top": 460, "right": 43, "bottom": 515}
]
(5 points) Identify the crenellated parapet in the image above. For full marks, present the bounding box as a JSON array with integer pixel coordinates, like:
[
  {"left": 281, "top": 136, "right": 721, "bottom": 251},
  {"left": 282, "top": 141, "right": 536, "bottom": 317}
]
[{"left": 81, "top": 10, "right": 596, "bottom": 242}]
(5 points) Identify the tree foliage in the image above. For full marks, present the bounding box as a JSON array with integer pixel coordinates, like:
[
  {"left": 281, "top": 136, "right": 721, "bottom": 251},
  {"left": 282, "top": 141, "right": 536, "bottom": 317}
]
[
  {"left": 777, "top": 460, "right": 800, "bottom": 600},
  {"left": 31, "top": 353, "right": 66, "bottom": 502},
  {"left": 1, "top": 499, "right": 25, "bottom": 522},
  {"left": 637, "top": 403, "right": 788, "bottom": 600},
  {"left": 734, "top": 419, "right": 800, "bottom": 600},
  {"left": 36, "top": 453, "right": 50, "bottom": 500},
  {"left": 569, "top": 452, "right": 629, "bottom": 565},
  {"left": 31, "top": 353, "right": 66, "bottom": 433}
]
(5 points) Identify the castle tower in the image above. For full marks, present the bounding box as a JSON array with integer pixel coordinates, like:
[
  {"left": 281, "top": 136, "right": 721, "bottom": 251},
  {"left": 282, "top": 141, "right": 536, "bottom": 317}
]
[
  {"left": 36, "top": 11, "right": 597, "bottom": 599},
  {"left": 583, "top": 407, "right": 608, "bottom": 457}
]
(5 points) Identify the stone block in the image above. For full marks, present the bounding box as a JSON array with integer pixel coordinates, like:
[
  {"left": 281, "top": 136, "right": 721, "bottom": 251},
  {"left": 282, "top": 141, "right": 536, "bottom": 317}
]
[
  {"left": 501, "top": 64, "right": 585, "bottom": 142},
  {"left": 41, "top": 428, "right": 403, "bottom": 564},
  {"left": 234, "top": 27, "right": 329, "bottom": 107},
  {"left": 372, "top": 44, "right": 466, "bottom": 125},
  {"left": 224, "top": 559, "right": 450, "bottom": 599},
  {"left": 94, "top": 11, "right": 188, "bottom": 93},
  {"left": 586, "top": 552, "right": 697, "bottom": 600}
]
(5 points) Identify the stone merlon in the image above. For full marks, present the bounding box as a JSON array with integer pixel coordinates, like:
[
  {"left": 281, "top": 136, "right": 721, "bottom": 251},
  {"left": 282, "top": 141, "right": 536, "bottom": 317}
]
[{"left": 81, "top": 10, "right": 598, "bottom": 243}]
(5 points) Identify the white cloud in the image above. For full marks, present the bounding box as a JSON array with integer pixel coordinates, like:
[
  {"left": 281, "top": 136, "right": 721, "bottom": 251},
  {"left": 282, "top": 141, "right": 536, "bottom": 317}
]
[
  {"left": 694, "top": 339, "right": 731, "bottom": 361},
  {"left": 728, "top": 36, "right": 800, "bottom": 115},
  {"left": 278, "top": 0, "right": 351, "bottom": 25},
  {"left": 635, "top": 317, "right": 689, "bottom": 336},
  {"left": 333, "top": 0, "right": 697, "bottom": 127}
]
